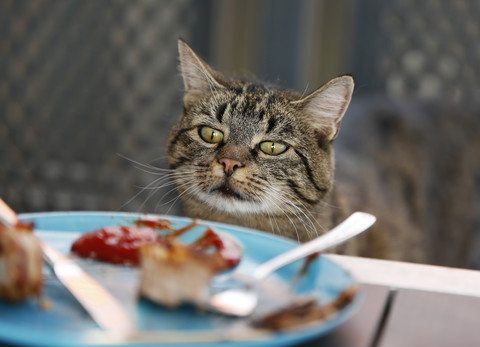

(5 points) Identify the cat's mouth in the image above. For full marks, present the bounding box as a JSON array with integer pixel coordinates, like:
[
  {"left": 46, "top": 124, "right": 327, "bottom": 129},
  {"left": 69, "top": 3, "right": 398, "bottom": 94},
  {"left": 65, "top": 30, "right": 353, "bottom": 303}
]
[{"left": 212, "top": 183, "right": 245, "bottom": 201}]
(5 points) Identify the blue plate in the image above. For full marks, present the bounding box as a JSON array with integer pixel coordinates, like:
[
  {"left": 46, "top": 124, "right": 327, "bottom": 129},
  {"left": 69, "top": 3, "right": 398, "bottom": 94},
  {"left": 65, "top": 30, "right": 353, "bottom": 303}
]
[{"left": 0, "top": 212, "right": 362, "bottom": 347}]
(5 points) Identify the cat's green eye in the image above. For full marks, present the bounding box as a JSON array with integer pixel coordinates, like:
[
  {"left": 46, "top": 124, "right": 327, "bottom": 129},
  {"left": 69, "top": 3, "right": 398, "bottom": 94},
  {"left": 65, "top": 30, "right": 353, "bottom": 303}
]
[
  {"left": 199, "top": 126, "right": 224, "bottom": 144},
  {"left": 260, "top": 141, "right": 288, "bottom": 156}
]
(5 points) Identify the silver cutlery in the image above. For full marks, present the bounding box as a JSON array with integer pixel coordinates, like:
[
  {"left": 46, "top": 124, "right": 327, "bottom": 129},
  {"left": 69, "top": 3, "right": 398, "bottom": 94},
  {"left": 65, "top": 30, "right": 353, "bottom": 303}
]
[
  {"left": 0, "top": 198, "right": 138, "bottom": 337},
  {"left": 208, "top": 212, "right": 376, "bottom": 316}
]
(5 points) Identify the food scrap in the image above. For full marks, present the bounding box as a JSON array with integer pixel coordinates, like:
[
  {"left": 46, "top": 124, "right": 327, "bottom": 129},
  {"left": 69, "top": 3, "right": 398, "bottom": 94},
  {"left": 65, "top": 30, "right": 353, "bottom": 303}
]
[
  {"left": 190, "top": 227, "right": 243, "bottom": 268},
  {"left": 139, "top": 238, "right": 228, "bottom": 307},
  {"left": 135, "top": 217, "right": 172, "bottom": 230},
  {"left": 138, "top": 223, "right": 244, "bottom": 308},
  {"left": 296, "top": 252, "right": 320, "bottom": 278},
  {"left": 252, "top": 286, "right": 357, "bottom": 330},
  {"left": 0, "top": 221, "right": 43, "bottom": 302}
]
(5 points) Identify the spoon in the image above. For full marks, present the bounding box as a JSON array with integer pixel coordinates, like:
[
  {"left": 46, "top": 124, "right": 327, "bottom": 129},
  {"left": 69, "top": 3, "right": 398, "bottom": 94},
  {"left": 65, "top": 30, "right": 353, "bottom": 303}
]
[{"left": 207, "top": 211, "right": 376, "bottom": 316}]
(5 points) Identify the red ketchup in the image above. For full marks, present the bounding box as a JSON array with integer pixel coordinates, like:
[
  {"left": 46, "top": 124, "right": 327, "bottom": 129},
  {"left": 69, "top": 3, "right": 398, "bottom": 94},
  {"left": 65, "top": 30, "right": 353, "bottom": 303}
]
[
  {"left": 71, "top": 226, "right": 162, "bottom": 266},
  {"left": 71, "top": 218, "right": 243, "bottom": 269}
]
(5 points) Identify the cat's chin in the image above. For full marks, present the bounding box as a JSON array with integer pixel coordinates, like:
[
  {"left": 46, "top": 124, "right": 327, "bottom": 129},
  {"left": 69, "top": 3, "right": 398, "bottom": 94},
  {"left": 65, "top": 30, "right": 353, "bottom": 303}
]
[{"left": 196, "top": 191, "right": 269, "bottom": 215}]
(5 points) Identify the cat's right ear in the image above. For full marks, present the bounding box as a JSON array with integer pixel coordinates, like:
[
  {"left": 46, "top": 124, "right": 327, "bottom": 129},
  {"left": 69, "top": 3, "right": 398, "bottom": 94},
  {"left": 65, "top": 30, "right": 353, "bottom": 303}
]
[{"left": 178, "top": 39, "right": 224, "bottom": 104}]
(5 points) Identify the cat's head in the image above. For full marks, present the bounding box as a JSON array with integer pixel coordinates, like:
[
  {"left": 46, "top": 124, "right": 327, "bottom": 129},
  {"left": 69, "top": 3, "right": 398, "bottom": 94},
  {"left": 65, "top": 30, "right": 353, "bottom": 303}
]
[{"left": 167, "top": 40, "right": 353, "bottom": 218}]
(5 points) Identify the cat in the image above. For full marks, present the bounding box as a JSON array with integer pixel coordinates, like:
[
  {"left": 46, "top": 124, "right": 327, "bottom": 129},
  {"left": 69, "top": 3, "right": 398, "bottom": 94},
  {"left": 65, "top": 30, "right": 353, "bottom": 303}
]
[{"left": 166, "top": 39, "right": 480, "bottom": 268}]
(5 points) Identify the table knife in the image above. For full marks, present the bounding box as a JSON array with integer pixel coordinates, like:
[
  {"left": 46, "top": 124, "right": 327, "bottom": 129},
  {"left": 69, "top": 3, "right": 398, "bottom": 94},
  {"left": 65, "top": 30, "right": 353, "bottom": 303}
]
[{"left": 0, "top": 198, "right": 138, "bottom": 336}]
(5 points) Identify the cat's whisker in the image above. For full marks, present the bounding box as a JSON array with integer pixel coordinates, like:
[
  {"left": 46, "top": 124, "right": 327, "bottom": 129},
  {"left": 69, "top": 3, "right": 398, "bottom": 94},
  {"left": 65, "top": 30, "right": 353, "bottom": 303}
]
[
  {"left": 137, "top": 176, "right": 182, "bottom": 212},
  {"left": 134, "top": 164, "right": 203, "bottom": 176},
  {"left": 147, "top": 155, "right": 169, "bottom": 165},
  {"left": 299, "top": 82, "right": 310, "bottom": 99},
  {"left": 140, "top": 170, "right": 205, "bottom": 186},
  {"left": 122, "top": 158, "right": 207, "bottom": 211},
  {"left": 131, "top": 166, "right": 202, "bottom": 177},
  {"left": 142, "top": 177, "right": 196, "bottom": 214},
  {"left": 161, "top": 181, "right": 204, "bottom": 215},
  {"left": 123, "top": 170, "right": 193, "bottom": 208},
  {"left": 168, "top": 177, "right": 200, "bottom": 194},
  {"left": 117, "top": 153, "right": 170, "bottom": 173},
  {"left": 120, "top": 154, "right": 208, "bottom": 178},
  {"left": 243, "top": 179, "right": 311, "bottom": 240},
  {"left": 265, "top": 213, "right": 277, "bottom": 235},
  {"left": 132, "top": 172, "right": 186, "bottom": 190},
  {"left": 138, "top": 179, "right": 182, "bottom": 190},
  {"left": 120, "top": 173, "right": 172, "bottom": 210},
  {"left": 250, "top": 190, "right": 280, "bottom": 236},
  {"left": 316, "top": 198, "right": 342, "bottom": 211},
  {"left": 255, "top": 189, "right": 302, "bottom": 241},
  {"left": 270, "top": 186, "right": 326, "bottom": 237},
  {"left": 153, "top": 175, "right": 201, "bottom": 202},
  {"left": 289, "top": 205, "right": 321, "bottom": 238},
  {"left": 264, "top": 187, "right": 319, "bottom": 240}
]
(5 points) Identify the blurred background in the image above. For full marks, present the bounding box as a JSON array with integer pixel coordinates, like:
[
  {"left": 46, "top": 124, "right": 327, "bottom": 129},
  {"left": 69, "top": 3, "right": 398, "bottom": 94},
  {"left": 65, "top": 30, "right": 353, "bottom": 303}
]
[{"left": 1, "top": 0, "right": 479, "bottom": 218}]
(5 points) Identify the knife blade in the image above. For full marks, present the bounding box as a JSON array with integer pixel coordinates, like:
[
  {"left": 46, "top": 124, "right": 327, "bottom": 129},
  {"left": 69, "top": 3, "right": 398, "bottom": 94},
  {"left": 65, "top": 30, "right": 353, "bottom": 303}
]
[
  {"left": 40, "top": 240, "right": 138, "bottom": 335},
  {"left": 0, "top": 198, "right": 138, "bottom": 336}
]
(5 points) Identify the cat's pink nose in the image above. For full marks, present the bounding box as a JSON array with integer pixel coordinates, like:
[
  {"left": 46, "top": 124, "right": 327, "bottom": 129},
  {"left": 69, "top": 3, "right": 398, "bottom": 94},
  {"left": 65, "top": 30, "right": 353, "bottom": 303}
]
[{"left": 219, "top": 158, "right": 243, "bottom": 176}]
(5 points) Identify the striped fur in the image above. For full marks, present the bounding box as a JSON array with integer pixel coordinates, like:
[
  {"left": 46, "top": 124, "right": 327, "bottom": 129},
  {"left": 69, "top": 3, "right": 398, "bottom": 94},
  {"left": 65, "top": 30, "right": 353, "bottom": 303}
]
[
  {"left": 167, "top": 40, "right": 353, "bottom": 242},
  {"left": 162, "top": 41, "right": 480, "bottom": 268}
]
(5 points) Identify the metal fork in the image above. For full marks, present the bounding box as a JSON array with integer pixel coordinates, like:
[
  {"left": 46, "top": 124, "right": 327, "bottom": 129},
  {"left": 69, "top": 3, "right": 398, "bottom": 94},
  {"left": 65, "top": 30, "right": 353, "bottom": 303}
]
[{"left": 207, "top": 212, "right": 376, "bottom": 316}]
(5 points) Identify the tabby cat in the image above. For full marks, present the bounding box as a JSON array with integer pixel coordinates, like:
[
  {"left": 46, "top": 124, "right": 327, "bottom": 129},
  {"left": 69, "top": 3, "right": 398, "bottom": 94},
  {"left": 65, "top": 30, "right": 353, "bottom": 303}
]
[{"left": 166, "top": 40, "right": 480, "bottom": 268}]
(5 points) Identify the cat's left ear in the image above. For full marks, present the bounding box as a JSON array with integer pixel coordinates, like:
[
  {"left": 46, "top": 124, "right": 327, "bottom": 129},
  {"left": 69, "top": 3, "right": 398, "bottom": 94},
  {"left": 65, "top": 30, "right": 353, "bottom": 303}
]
[{"left": 294, "top": 75, "right": 354, "bottom": 141}]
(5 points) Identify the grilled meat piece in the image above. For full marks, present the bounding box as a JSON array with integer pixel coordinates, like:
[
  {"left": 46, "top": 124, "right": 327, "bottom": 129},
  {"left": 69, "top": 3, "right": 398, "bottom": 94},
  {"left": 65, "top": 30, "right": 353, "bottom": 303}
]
[{"left": 0, "top": 224, "right": 43, "bottom": 302}]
